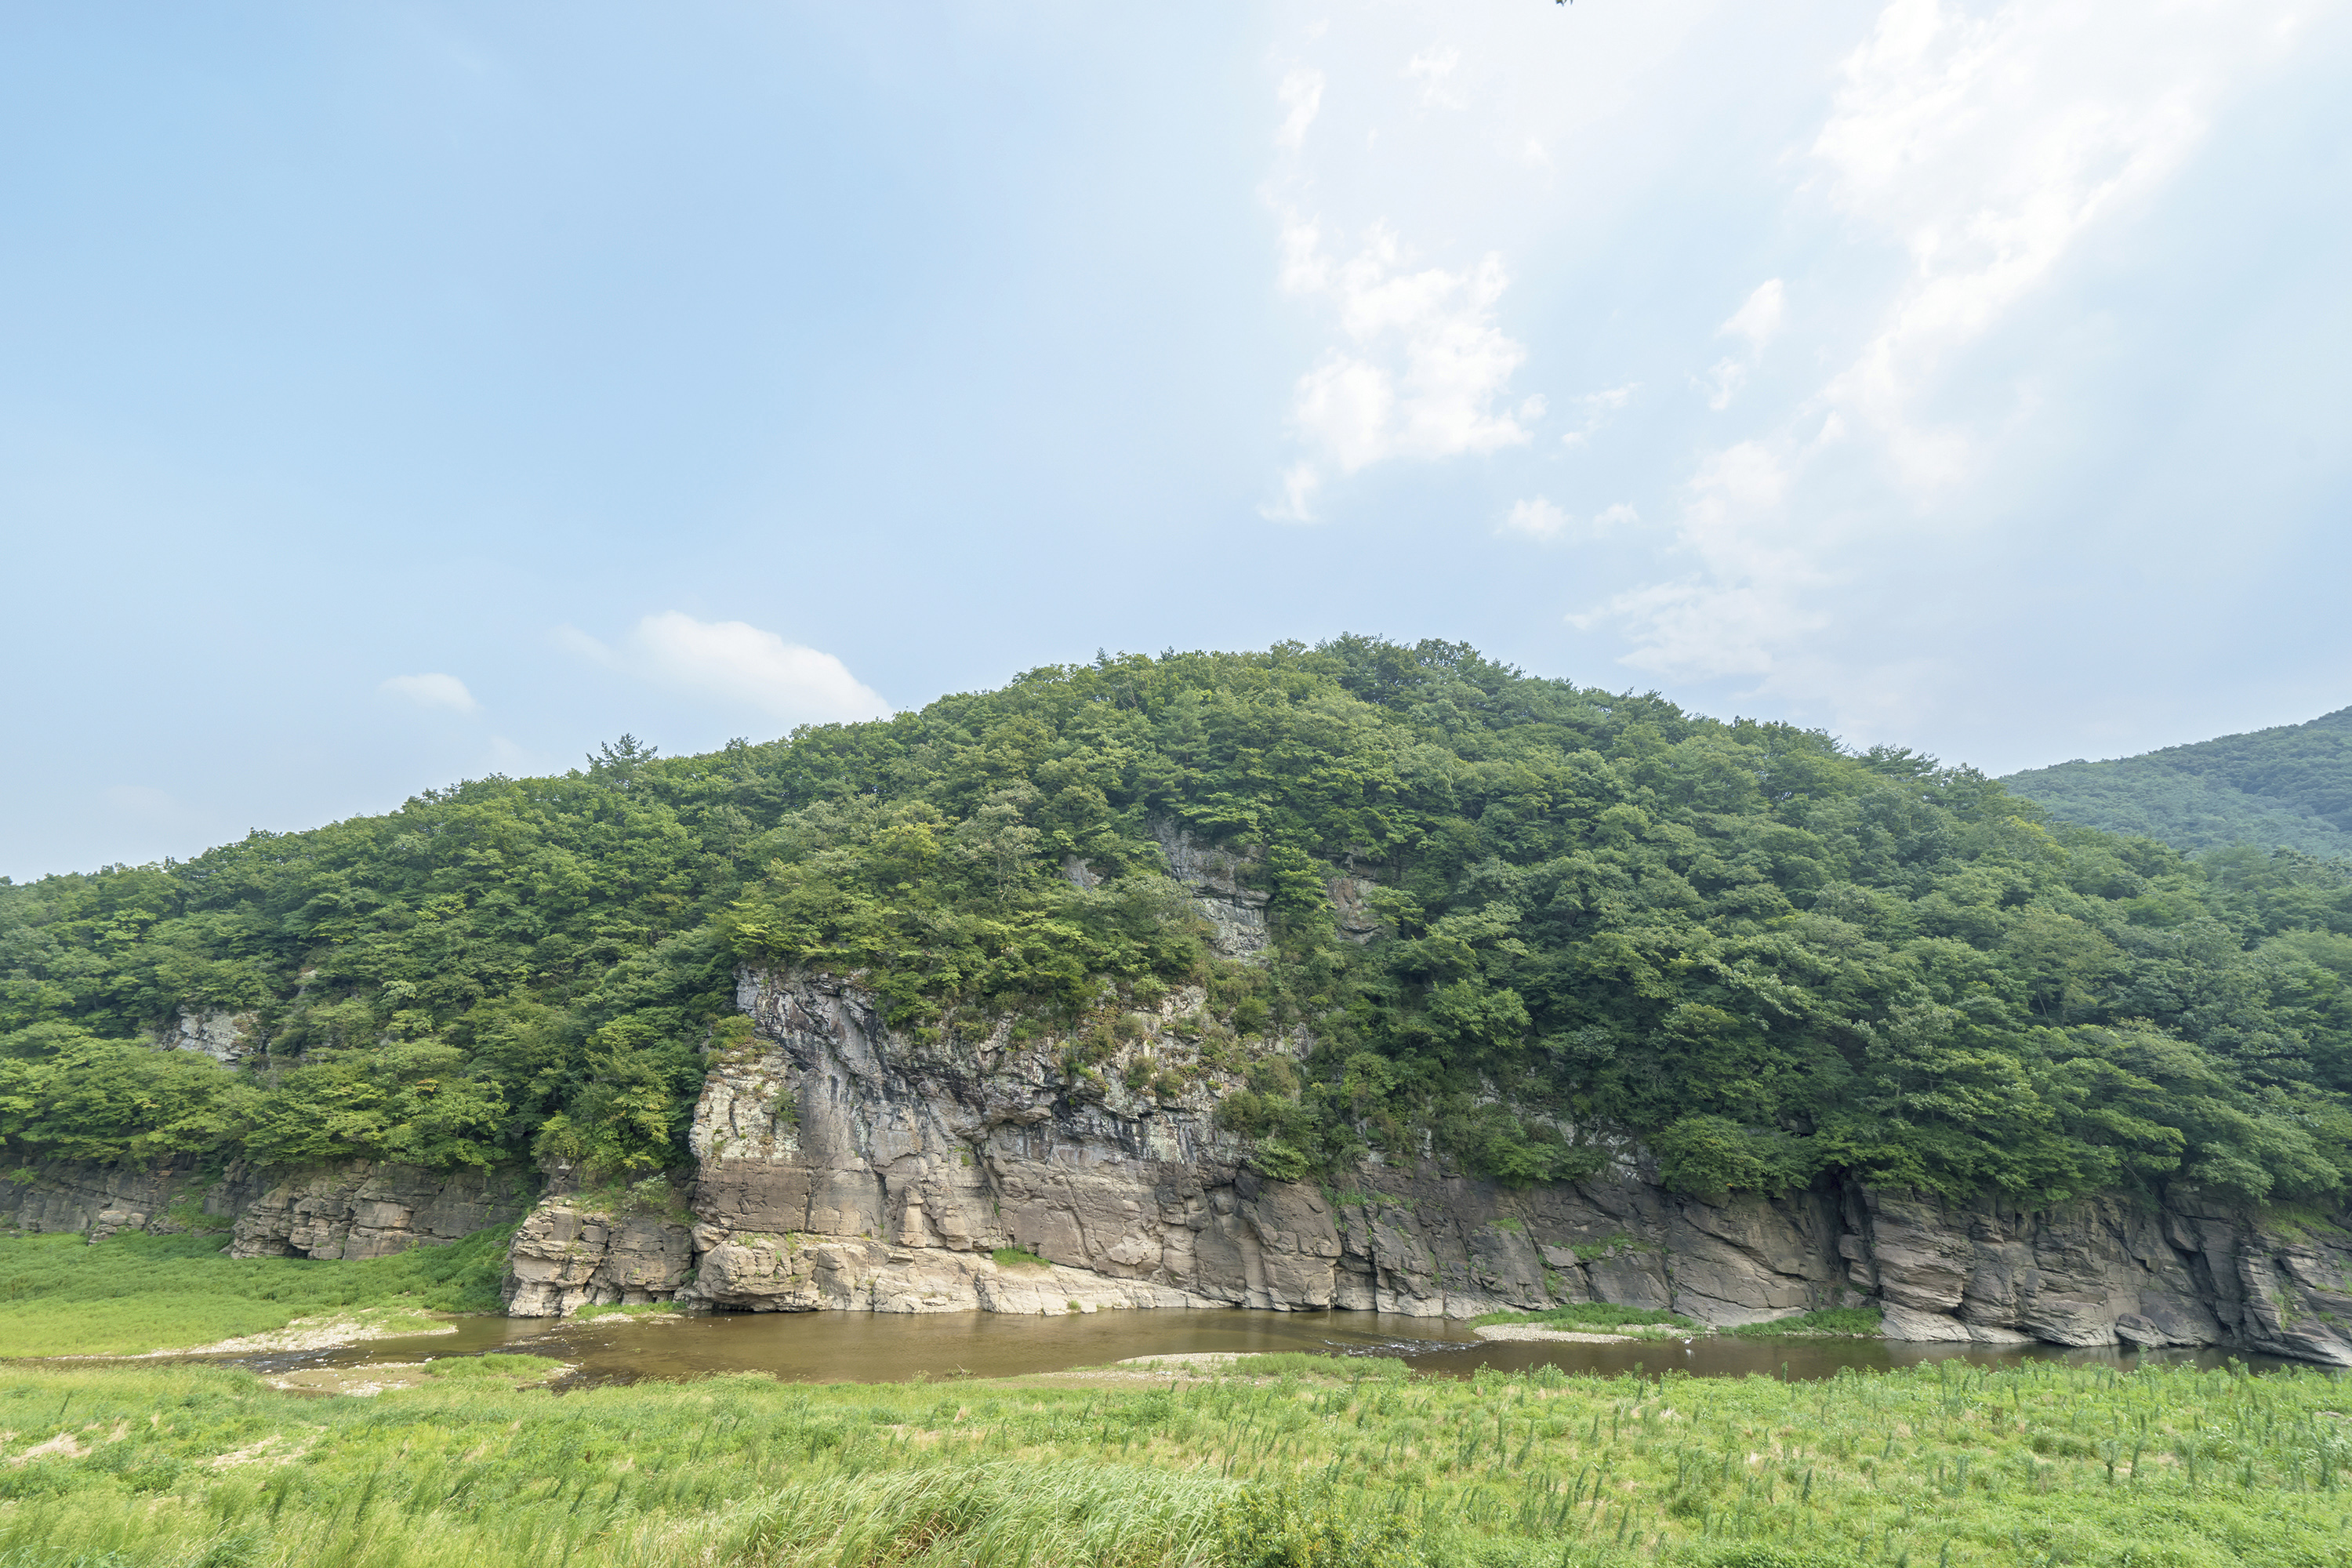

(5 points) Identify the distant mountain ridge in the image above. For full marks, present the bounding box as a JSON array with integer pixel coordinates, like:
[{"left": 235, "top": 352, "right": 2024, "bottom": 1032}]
[{"left": 2003, "top": 705, "right": 2352, "bottom": 859}]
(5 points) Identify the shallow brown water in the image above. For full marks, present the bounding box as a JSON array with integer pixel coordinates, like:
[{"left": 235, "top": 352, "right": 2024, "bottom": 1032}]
[{"left": 215, "top": 1308, "right": 2302, "bottom": 1388}]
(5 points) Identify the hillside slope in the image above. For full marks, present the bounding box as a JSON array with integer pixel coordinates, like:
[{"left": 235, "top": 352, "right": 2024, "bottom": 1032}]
[
  {"left": 5, "top": 637, "right": 2352, "bottom": 1214},
  {"left": 2003, "top": 706, "right": 2352, "bottom": 860}
]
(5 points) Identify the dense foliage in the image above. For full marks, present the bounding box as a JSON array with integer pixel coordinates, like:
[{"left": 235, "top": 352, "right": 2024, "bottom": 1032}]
[
  {"left": 2004, "top": 706, "right": 2352, "bottom": 859},
  {"left": 8, "top": 639, "right": 2352, "bottom": 1211}
]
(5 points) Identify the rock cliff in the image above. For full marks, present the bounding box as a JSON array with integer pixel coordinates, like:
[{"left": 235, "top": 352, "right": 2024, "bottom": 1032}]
[
  {"left": 0, "top": 1157, "right": 268, "bottom": 1240},
  {"left": 2, "top": 1156, "right": 533, "bottom": 1261},
  {"left": 497, "top": 965, "right": 2352, "bottom": 1365},
  {"left": 227, "top": 1163, "right": 534, "bottom": 1260}
]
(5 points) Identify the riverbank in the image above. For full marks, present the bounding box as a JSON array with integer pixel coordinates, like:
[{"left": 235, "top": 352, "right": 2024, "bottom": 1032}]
[
  {"left": 3, "top": 1352, "right": 2345, "bottom": 1566},
  {"left": 1467, "top": 1305, "right": 1888, "bottom": 1347}
]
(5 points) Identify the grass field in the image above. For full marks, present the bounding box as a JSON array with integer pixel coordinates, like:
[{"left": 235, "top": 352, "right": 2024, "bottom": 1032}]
[
  {"left": 2, "top": 1348, "right": 2347, "bottom": 1565},
  {"left": 0, "top": 1229, "right": 513, "bottom": 1357}
]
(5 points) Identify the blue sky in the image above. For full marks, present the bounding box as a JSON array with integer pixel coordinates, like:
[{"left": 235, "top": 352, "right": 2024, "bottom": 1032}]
[{"left": 5, "top": 1, "right": 2348, "bottom": 880}]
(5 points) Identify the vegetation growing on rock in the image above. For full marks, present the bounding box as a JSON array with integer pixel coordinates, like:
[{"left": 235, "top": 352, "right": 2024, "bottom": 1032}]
[{"left": 5, "top": 637, "right": 2352, "bottom": 1210}]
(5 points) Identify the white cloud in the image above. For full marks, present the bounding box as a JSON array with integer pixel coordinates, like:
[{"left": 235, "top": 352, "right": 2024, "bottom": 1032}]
[
  {"left": 1719, "top": 278, "right": 1785, "bottom": 349},
  {"left": 1499, "top": 497, "right": 1570, "bottom": 541},
  {"left": 380, "top": 673, "right": 479, "bottom": 713},
  {"left": 1601, "top": 0, "right": 2311, "bottom": 684},
  {"left": 1704, "top": 279, "right": 1784, "bottom": 410},
  {"left": 564, "top": 612, "right": 890, "bottom": 724},
  {"left": 1809, "top": 0, "right": 2300, "bottom": 483},
  {"left": 1559, "top": 382, "right": 1638, "bottom": 448},
  {"left": 1276, "top": 68, "right": 1323, "bottom": 150},
  {"left": 1266, "top": 220, "right": 1532, "bottom": 518},
  {"left": 1406, "top": 46, "right": 1462, "bottom": 109},
  {"left": 1500, "top": 497, "right": 1641, "bottom": 545}
]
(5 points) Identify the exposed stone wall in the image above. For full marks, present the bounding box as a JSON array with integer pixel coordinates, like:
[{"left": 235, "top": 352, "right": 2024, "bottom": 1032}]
[
  {"left": 158, "top": 1008, "right": 260, "bottom": 1065},
  {"left": 502, "top": 1191, "right": 695, "bottom": 1316},
  {"left": 501, "top": 964, "right": 2352, "bottom": 1365},
  {"left": 4, "top": 1156, "right": 535, "bottom": 1261},
  {"left": 228, "top": 1163, "right": 535, "bottom": 1260},
  {"left": 1846, "top": 1186, "right": 2352, "bottom": 1364},
  {"left": 0, "top": 1159, "right": 268, "bottom": 1240}
]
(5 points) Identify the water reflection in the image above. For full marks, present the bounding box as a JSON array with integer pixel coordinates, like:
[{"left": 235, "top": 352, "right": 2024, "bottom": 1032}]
[{"left": 215, "top": 1307, "right": 2311, "bottom": 1388}]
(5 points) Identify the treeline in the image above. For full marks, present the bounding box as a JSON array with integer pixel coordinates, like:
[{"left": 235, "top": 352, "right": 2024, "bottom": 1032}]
[
  {"left": 2003, "top": 704, "right": 2352, "bottom": 859},
  {"left": 6, "top": 638, "right": 2352, "bottom": 1210}
]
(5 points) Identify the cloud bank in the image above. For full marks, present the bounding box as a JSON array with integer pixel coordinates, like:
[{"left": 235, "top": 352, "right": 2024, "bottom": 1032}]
[
  {"left": 380, "top": 673, "right": 479, "bottom": 713},
  {"left": 564, "top": 612, "right": 890, "bottom": 726}
]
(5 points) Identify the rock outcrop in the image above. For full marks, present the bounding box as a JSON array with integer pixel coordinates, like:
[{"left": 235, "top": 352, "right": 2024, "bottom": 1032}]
[
  {"left": 158, "top": 1007, "right": 260, "bottom": 1065},
  {"left": 499, "top": 962, "right": 2352, "bottom": 1365},
  {"left": 0, "top": 1158, "right": 270, "bottom": 1240},
  {"left": 510, "top": 966, "right": 1861, "bottom": 1326},
  {"left": 4, "top": 1156, "right": 535, "bottom": 1262},
  {"left": 502, "top": 1186, "right": 696, "bottom": 1316},
  {"left": 1150, "top": 822, "right": 1272, "bottom": 959},
  {"left": 228, "top": 1162, "right": 535, "bottom": 1260},
  {"left": 1849, "top": 1187, "right": 2352, "bottom": 1365}
]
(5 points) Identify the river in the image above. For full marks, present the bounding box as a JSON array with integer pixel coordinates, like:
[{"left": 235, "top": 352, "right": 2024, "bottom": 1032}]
[{"left": 217, "top": 1308, "right": 2303, "bottom": 1388}]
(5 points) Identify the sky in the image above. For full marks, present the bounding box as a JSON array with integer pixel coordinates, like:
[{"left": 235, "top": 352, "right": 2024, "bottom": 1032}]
[{"left": 4, "top": 0, "right": 2348, "bottom": 881}]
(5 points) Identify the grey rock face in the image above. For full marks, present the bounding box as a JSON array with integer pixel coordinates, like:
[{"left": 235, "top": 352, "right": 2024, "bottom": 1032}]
[
  {"left": 0, "top": 1159, "right": 267, "bottom": 1240},
  {"left": 1849, "top": 1188, "right": 2352, "bottom": 1364},
  {"left": 506, "top": 967, "right": 1857, "bottom": 1327},
  {"left": 228, "top": 1163, "right": 535, "bottom": 1261},
  {"left": 501, "top": 965, "right": 2352, "bottom": 1365},
  {"left": 503, "top": 1192, "right": 695, "bottom": 1316},
  {"left": 4, "top": 1155, "right": 535, "bottom": 1265},
  {"left": 1150, "top": 821, "right": 1271, "bottom": 959},
  {"left": 160, "top": 1008, "right": 259, "bottom": 1065}
]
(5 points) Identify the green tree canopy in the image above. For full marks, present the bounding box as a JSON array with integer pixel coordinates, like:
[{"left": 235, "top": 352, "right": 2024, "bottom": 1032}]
[{"left": 6, "top": 638, "right": 2350, "bottom": 1207}]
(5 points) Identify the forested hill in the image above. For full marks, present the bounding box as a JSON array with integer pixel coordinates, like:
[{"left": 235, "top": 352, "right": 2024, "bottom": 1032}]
[
  {"left": 2002, "top": 706, "right": 2352, "bottom": 861},
  {"left": 6, "top": 638, "right": 2352, "bottom": 1213}
]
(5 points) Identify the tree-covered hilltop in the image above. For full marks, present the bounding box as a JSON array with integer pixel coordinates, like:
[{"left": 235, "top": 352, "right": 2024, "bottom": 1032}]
[
  {"left": 6, "top": 638, "right": 2352, "bottom": 1211},
  {"left": 2002, "top": 706, "right": 2352, "bottom": 861}
]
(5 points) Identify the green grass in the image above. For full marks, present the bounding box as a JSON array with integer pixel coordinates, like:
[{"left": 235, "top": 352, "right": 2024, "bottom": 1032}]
[
  {"left": 1225, "top": 1352, "right": 1414, "bottom": 1382},
  {"left": 568, "top": 1301, "right": 683, "bottom": 1323},
  {"left": 419, "top": 1353, "right": 568, "bottom": 1385},
  {"left": 0, "top": 1226, "right": 514, "bottom": 1357},
  {"left": 1, "top": 1354, "right": 2348, "bottom": 1565},
  {"left": 1473, "top": 1302, "right": 1700, "bottom": 1332},
  {"left": 1722, "top": 1308, "right": 1884, "bottom": 1339},
  {"left": 989, "top": 1246, "right": 1050, "bottom": 1270}
]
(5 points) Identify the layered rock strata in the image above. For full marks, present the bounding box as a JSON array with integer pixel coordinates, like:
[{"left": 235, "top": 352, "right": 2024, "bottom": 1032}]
[
  {"left": 228, "top": 1162, "right": 535, "bottom": 1261},
  {"left": 0, "top": 1156, "right": 534, "bottom": 1261},
  {"left": 499, "top": 966, "right": 2352, "bottom": 1365},
  {"left": 509, "top": 967, "right": 1862, "bottom": 1325},
  {"left": 0, "top": 1158, "right": 269, "bottom": 1240},
  {"left": 1848, "top": 1187, "right": 2352, "bottom": 1365},
  {"left": 502, "top": 1190, "right": 696, "bottom": 1316}
]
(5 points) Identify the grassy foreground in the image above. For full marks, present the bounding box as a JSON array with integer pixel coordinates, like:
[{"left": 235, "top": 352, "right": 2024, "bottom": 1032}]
[
  {"left": 2, "top": 1354, "right": 2349, "bottom": 1566},
  {"left": 0, "top": 1231, "right": 512, "bottom": 1357}
]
